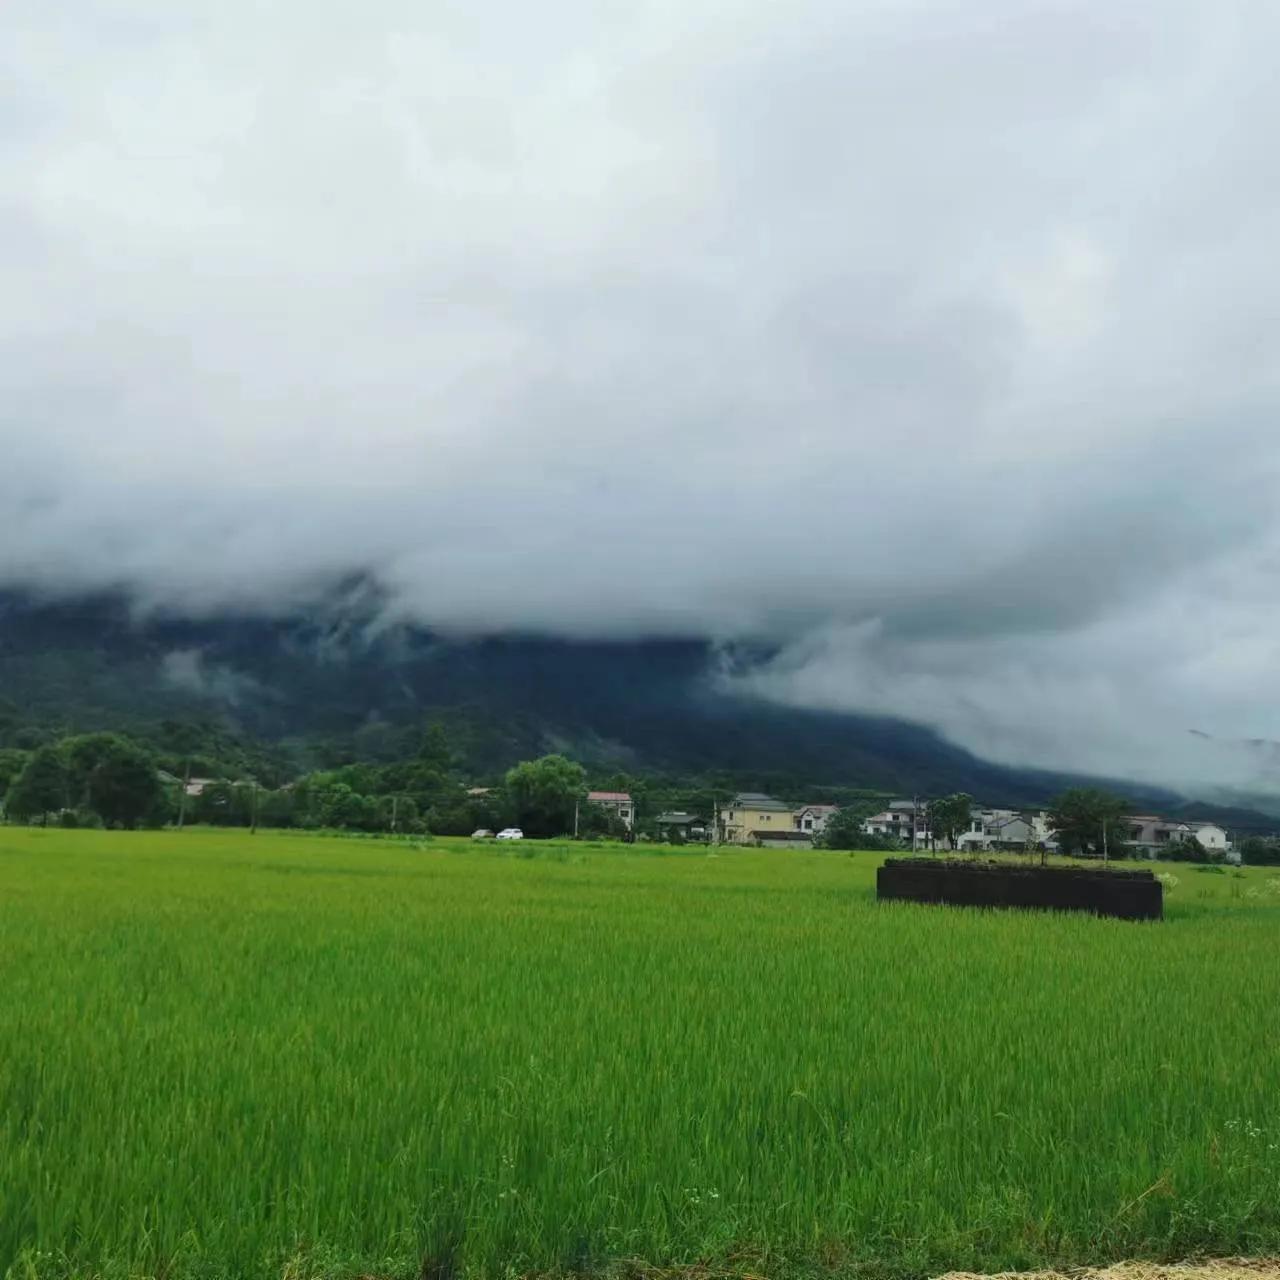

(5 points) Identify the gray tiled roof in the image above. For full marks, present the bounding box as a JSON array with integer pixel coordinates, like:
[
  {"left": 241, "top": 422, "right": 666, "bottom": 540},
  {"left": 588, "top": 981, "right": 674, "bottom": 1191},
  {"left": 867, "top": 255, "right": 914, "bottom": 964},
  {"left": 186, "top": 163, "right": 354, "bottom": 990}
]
[{"left": 731, "top": 793, "right": 791, "bottom": 811}]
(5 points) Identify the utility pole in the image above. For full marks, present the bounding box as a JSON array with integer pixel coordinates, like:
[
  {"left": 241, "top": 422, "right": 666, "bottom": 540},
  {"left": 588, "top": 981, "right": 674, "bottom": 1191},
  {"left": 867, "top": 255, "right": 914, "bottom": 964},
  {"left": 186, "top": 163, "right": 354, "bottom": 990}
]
[
  {"left": 176, "top": 756, "right": 191, "bottom": 830},
  {"left": 1102, "top": 816, "right": 1109, "bottom": 866},
  {"left": 250, "top": 779, "right": 259, "bottom": 836},
  {"left": 573, "top": 799, "right": 579, "bottom": 838},
  {"left": 391, "top": 794, "right": 399, "bottom": 834},
  {"left": 711, "top": 798, "right": 720, "bottom": 846},
  {"left": 911, "top": 795, "right": 919, "bottom": 853}
]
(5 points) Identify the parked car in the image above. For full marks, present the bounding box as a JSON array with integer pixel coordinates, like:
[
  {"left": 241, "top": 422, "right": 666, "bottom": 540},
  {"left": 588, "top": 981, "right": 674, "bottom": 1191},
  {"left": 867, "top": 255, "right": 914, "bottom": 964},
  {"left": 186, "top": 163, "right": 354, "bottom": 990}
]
[
  {"left": 471, "top": 828, "right": 494, "bottom": 840},
  {"left": 496, "top": 827, "right": 524, "bottom": 841}
]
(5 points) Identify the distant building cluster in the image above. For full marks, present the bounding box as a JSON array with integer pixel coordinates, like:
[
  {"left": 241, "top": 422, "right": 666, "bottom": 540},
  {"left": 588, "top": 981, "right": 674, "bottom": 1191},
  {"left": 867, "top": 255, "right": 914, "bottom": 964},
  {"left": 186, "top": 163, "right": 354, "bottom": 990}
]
[
  {"left": 464, "top": 781, "right": 1237, "bottom": 855},
  {"left": 862, "top": 801, "right": 1058, "bottom": 852},
  {"left": 703, "top": 793, "right": 1232, "bottom": 854}
]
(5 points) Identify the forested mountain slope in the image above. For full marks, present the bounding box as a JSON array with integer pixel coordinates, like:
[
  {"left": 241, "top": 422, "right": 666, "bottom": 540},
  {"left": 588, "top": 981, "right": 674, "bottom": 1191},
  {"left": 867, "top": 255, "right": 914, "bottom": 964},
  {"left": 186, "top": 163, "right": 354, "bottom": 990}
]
[{"left": 0, "top": 592, "right": 1215, "bottom": 812}]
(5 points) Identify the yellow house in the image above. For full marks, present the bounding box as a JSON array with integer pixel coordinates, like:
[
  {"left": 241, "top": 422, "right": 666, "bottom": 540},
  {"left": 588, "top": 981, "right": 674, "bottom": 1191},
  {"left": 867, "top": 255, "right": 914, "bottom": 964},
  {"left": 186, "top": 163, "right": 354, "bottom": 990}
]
[{"left": 719, "top": 792, "right": 794, "bottom": 844}]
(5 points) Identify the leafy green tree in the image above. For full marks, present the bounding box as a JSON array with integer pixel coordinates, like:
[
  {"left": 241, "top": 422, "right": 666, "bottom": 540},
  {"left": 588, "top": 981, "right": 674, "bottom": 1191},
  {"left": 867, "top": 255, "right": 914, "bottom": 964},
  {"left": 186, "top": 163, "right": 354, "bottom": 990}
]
[
  {"left": 1238, "top": 836, "right": 1280, "bottom": 866},
  {"left": 374, "top": 793, "right": 421, "bottom": 833},
  {"left": 257, "top": 787, "right": 299, "bottom": 829},
  {"left": 819, "top": 802, "right": 879, "bottom": 851},
  {"left": 6, "top": 746, "right": 70, "bottom": 823},
  {"left": 418, "top": 723, "right": 454, "bottom": 771},
  {"left": 1047, "top": 788, "right": 1129, "bottom": 859},
  {"left": 156, "top": 720, "right": 206, "bottom": 827},
  {"left": 504, "top": 754, "right": 586, "bottom": 837},
  {"left": 195, "top": 781, "right": 244, "bottom": 826},
  {"left": 925, "top": 793, "right": 972, "bottom": 850},
  {"left": 81, "top": 737, "right": 162, "bottom": 828},
  {"left": 0, "top": 748, "right": 31, "bottom": 802},
  {"left": 308, "top": 782, "right": 378, "bottom": 830},
  {"left": 1160, "top": 835, "right": 1219, "bottom": 864},
  {"left": 144, "top": 785, "right": 179, "bottom": 829},
  {"left": 64, "top": 733, "right": 118, "bottom": 807}
]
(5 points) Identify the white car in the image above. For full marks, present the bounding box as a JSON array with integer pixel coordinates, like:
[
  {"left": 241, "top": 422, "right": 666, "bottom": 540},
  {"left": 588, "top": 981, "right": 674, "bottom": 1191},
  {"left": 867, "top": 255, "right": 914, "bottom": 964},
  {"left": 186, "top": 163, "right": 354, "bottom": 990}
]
[{"left": 496, "top": 827, "right": 524, "bottom": 841}]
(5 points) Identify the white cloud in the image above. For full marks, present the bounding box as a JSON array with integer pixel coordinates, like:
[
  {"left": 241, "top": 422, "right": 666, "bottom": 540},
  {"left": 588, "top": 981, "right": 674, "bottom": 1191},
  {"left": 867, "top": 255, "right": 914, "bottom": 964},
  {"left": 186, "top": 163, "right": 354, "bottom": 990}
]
[{"left": 3, "top": 0, "right": 1280, "bottom": 786}]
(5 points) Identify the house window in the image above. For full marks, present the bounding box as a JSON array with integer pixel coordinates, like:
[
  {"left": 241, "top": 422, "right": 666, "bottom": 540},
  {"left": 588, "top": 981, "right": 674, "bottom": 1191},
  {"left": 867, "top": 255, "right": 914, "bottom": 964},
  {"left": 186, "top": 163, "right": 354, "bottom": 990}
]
[{"left": 803, "top": 819, "right": 813, "bottom": 830}]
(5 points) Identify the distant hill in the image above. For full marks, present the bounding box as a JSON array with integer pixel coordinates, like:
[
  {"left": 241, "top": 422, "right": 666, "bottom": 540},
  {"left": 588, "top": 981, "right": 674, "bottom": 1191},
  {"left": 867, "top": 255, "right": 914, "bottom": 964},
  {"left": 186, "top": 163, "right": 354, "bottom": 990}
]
[{"left": 0, "top": 591, "right": 1265, "bottom": 820}]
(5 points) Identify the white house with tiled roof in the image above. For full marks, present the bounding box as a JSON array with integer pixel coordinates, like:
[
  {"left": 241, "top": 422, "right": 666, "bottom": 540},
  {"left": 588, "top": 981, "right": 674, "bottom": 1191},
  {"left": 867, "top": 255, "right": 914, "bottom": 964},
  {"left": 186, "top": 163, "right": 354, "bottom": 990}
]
[
  {"left": 793, "top": 804, "right": 839, "bottom": 837},
  {"left": 587, "top": 790, "right": 634, "bottom": 830}
]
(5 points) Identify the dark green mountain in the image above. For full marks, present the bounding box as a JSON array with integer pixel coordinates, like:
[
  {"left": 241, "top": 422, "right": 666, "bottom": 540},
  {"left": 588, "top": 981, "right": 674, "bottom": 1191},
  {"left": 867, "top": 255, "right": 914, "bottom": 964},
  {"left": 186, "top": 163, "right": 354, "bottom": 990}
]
[{"left": 0, "top": 591, "right": 1208, "bottom": 810}]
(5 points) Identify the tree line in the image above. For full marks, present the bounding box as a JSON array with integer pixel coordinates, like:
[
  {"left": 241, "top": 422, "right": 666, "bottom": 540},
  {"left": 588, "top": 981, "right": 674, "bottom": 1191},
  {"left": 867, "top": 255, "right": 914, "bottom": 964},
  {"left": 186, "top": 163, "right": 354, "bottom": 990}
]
[
  {"left": 2, "top": 726, "right": 1273, "bottom": 864},
  {"left": 0, "top": 727, "right": 724, "bottom": 838}
]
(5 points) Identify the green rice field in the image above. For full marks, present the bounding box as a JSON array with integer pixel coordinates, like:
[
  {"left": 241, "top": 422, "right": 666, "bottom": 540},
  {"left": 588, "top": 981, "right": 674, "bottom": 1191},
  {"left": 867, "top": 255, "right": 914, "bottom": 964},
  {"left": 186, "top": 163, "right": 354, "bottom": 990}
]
[{"left": 2, "top": 828, "right": 1279, "bottom": 1280}]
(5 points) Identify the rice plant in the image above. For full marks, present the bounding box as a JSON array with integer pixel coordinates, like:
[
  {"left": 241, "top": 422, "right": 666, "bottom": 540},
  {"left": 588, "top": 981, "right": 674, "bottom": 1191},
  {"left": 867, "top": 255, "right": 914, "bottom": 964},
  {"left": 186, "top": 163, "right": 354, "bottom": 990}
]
[{"left": 1, "top": 828, "right": 1277, "bottom": 1280}]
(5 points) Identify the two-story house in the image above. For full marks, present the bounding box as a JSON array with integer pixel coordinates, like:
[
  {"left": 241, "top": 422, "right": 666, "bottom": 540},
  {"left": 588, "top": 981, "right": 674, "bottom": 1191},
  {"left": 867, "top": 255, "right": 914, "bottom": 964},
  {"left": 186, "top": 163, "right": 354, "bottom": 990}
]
[
  {"left": 1126, "top": 816, "right": 1229, "bottom": 853},
  {"left": 863, "top": 801, "right": 931, "bottom": 847},
  {"left": 952, "top": 809, "right": 1056, "bottom": 852},
  {"left": 793, "top": 804, "right": 839, "bottom": 837},
  {"left": 720, "top": 793, "right": 794, "bottom": 844},
  {"left": 587, "top": 791, "right": 635, "bottom": 831}
]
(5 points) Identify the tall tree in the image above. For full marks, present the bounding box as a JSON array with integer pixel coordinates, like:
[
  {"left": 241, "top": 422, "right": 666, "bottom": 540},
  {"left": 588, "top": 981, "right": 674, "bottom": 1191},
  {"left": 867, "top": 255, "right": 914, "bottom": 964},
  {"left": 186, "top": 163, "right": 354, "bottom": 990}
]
[
  {"left": 0, "top": 748, "right": 31, "bottom": 802},
  {"left": 5, "top": 746, "right": 69, "bottom": 823},
  {"left": 1047, "top": 788, "right": 1129, "bottom": 859},
  {"left": 504, "top": 754, "right": 586, "bottom": 837},
  {"left": 418, "top": 723, "right": 454, "bottom": 772},
  {"left": 65, "top": 734, "right": 135, "bottom": 809},
  {"left": 926, "top": 793, "right": 972, "bottom": 851},
  {"left": 818, "top": 802, "right": 879, "bottom": 851},
  {"left": 83, "top": 737, "right": 163, "bottom": 829},
  {"left": 158, "top": 721, "right": 205, "bottom": 828}
]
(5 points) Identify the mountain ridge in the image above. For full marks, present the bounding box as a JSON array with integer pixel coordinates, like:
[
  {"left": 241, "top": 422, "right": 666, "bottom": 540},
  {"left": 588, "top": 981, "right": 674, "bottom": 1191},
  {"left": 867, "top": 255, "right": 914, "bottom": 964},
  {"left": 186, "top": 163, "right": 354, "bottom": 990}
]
[{"left": 0, "top": 591, "right": 1271, "bottom": 824}]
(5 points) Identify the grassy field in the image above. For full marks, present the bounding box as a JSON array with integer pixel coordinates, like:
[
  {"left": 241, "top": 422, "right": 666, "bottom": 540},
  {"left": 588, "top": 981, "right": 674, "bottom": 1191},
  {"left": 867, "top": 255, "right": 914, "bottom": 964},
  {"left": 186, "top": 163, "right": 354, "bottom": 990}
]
[{"left": 1, "top": 829, "right": 1278, "bottom": 1280}]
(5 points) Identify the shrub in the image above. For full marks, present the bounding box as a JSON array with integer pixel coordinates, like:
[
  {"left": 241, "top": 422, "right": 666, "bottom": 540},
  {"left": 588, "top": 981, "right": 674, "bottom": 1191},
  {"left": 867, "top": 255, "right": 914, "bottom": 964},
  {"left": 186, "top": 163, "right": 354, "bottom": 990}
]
[{"left": 59, "top": 808, "right": 104, "bottom": 830}]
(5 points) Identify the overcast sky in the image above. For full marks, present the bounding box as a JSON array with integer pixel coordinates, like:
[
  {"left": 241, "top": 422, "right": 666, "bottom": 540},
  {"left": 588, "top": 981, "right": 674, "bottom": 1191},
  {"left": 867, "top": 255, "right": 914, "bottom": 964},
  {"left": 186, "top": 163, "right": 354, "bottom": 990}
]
[{"left": 4, "top": 1, "right": 1280, "bottom": 791}]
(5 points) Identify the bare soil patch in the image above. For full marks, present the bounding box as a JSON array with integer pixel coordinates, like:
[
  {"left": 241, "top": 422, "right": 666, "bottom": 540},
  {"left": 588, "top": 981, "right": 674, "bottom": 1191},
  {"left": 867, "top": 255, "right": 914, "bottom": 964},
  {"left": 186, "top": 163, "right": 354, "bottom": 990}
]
[{"left": 939, "top": 1261, "right": 1280, "bottom": 1280}]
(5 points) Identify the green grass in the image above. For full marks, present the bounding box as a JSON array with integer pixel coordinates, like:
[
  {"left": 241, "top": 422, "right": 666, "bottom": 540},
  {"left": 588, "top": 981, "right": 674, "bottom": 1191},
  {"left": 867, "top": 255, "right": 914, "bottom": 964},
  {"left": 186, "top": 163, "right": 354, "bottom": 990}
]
[{"left": 1, "top": 829, "right": 1278, "bottom": 1280}]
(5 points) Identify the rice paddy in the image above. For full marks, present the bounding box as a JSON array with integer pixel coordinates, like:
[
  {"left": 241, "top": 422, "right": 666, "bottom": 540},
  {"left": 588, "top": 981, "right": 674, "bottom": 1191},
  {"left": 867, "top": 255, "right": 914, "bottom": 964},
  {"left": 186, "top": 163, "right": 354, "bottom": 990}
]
[{"left": 1, "top": 828, "right": 1278, "bottom": 1280}]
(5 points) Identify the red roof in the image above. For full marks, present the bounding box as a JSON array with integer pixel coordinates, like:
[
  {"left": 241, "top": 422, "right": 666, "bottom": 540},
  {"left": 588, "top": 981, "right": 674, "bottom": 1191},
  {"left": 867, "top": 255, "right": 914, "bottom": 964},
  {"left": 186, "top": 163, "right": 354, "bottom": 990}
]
[{"left": 588, "top": 791, "right": 632, "bottom": 802}]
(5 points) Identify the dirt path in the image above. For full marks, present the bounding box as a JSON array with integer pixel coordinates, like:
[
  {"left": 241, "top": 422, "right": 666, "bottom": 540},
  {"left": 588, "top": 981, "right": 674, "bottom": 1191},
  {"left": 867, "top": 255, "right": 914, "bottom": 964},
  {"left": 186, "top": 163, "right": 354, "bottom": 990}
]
[{"left": 940, "top": 1262, "right": 1280, "bottom": 1280}]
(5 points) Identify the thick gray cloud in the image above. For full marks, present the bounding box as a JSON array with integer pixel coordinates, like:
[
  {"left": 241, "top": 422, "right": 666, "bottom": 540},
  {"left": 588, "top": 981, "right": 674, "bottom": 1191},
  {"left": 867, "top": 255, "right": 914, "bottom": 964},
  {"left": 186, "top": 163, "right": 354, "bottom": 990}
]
[{"left": 3, "top": 0, "right": 1280, "bottom": 790}]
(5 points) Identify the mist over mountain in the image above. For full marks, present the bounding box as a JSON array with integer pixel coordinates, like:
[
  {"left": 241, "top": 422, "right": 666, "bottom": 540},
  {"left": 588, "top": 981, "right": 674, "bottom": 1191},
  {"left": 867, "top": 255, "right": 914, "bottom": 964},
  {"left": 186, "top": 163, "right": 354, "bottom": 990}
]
[{"left": 11, "top": 590, "right": 1279, "bottom": 830}]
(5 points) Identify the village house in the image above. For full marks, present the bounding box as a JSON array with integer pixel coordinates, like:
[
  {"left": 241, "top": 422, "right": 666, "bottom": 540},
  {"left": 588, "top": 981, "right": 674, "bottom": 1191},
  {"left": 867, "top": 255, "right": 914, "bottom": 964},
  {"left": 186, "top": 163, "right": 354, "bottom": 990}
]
[
  {"left": 653, "top": 811, "right": 708, "bottom": 841},
  {"left": 862, "top": 803, "right": 1059, "bottom": 852},
  {"left": 587, "top": 790, "right": 635, "bottom": 831},
  {"left": 793, "top": 804, "right": 839, "bottom": 837},
  {"left": 954, "top": 809, "right": 1057, "bottom": 852},
  {"left": 853, "top": 796, "right": 1233, "bottom": 857},
  {"left": 863, "top": 801, "right": 931, "bottom": 847},
  {"left": 720, "top": 792, "right": 794, "bottom": 844},
  {"left": 1126, "top": 816, "right": 1229, "bottom": 854}
]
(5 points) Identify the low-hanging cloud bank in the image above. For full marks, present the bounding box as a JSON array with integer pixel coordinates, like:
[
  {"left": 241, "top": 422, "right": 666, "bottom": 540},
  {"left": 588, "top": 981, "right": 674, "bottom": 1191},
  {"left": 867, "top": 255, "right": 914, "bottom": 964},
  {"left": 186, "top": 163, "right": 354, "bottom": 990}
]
[{"left": 4, "top": 0, "right": 1280, "bottom": 790}]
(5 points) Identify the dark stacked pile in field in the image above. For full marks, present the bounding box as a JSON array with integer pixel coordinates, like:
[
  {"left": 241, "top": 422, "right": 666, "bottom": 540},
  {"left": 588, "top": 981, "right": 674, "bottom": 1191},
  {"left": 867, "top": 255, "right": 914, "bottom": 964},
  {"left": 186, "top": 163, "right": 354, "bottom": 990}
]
[{"left": 878, "top": 857, "right": 1163, "bottom": 919}]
